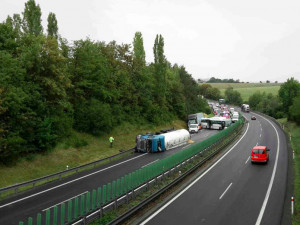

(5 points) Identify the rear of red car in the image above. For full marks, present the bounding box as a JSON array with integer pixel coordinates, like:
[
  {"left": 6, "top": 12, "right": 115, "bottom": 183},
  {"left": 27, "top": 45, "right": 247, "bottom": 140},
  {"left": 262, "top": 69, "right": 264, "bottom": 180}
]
[{"left": 251, "top": 146, "right": 269, "bottom": 164}]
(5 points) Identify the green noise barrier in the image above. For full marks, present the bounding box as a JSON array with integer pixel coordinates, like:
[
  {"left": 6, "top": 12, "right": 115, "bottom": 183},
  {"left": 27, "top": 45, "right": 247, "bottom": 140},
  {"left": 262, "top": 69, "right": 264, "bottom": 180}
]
[{"left": 19, "top": 118, "right": 244, "bottom": 225}]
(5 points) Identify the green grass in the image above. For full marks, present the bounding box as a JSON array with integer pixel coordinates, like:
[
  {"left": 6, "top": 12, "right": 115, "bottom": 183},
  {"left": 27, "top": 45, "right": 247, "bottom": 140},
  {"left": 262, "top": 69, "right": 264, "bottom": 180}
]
[
  {"left": 204, "top": 83, "right": 281, "bottom": 101},
  {"left": 0, "top": 120, "right": 186, "bottom": 189},
  {"left": 277, "top": 118, "right": 300, "bottom": 224}
]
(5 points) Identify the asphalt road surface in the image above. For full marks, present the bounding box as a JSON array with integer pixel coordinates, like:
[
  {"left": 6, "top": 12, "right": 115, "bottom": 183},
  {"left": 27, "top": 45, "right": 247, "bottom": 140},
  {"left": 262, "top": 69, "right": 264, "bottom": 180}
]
[
  {"left": 0, "top": 126, "right": 219, "bottom": 225},
  {"left": 139, "top": 111, "right": 288, "bottom": 225}
]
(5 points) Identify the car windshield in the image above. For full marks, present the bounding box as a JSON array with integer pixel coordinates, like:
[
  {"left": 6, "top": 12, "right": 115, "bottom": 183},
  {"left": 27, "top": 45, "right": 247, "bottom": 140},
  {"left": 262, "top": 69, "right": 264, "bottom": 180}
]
[{"left": 253, "top": 149, "right": 265, "bottom": 154}]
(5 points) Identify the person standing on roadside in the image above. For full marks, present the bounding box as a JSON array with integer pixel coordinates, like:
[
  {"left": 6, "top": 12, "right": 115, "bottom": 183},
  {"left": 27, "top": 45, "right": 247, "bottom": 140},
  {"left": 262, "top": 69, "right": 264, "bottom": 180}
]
[{"left": 109, "top": 136, "right": 114, "bottom": 148}]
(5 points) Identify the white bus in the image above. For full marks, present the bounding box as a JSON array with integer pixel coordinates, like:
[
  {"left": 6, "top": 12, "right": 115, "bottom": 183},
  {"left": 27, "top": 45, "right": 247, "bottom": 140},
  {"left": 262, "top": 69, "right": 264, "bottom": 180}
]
[{"left": 210, "top": 117, "right": 232, "bottom": 130}]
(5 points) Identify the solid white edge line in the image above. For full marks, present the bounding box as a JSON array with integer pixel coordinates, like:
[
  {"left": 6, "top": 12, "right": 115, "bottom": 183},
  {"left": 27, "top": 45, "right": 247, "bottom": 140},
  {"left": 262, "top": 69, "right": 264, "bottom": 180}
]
[
  {"left": 142, "top": 159, "right": 159, "bottom": 168},
  {"left": 219, "top": 183, "right": 233, "bottom": 200},
  {"left": 140, "top": 123, "right": 250, "bottom": 225},
  {"left": 254, "top": 113, "right": 280, "bottom": 225},
  {"left": 245, "top": 156, "right": 250, "bottom": 164},
  {"left": 0, "top": 153, "right": 148, "bottom": 209}
]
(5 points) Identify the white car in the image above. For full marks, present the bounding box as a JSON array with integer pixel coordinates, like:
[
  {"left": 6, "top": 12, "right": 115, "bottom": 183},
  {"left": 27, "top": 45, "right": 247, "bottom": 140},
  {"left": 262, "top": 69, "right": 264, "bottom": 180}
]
[{"left": 189, "top": 124, "right": 199, "bottom": 133}]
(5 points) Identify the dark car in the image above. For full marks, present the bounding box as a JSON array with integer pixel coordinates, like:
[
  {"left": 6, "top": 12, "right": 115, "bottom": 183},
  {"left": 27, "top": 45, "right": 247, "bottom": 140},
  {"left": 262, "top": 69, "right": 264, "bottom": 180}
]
[{"left": 251, "top": 116, "right": 256, "bottom": 120}]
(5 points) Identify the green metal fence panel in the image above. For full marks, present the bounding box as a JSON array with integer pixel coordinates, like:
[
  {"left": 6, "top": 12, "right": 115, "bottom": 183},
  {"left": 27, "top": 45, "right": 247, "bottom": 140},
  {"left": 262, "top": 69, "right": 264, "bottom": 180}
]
[
  {"left": 37, "top": 213, "right": 41, "bottom": 225},
  {"left": 116, "top": 179, "right": 120, "bottom": 197},
  {"left": 102, "top": 185, "right": 107, "bottom": 205},
  {"left": 68, "top": 200, "right": 72, "bottom": 222},
  {"left": 121, "top": 177, "right": 125, "bottom": 195},
  {"left": 124, "top": 175, "right": 129, "bottom": 193},
  {"left": 60, "top": 203, "right": 65, "bottom": 225},
  {"left": 53, "top": 206, "right": 58, "bottom": 225},
  {"left": 86, "top": 191, "right": 91, "bottom": 212},
  {"left": 92, "top": 189, "right": 96, "bottom": 210},
  {"left": 97, "top": 187, "right": 102, "bottom": 208},
  {"left": 28, "top": 217, "right": 33, "bottom": 225},
  {"left": 112, "top": 181, "right": 116, "bottom": 200},
  {"left": 46, "top": 209, "right": 50, "bottom": 225},
  {"left": 74, "top": 197, "right": 79, "bottom": 219},
  {"left": 80, "top": 194, "right": 85, "bottom": 216},
  {"left": 107, "top": 183, "right": 111, "bottom": 202}
]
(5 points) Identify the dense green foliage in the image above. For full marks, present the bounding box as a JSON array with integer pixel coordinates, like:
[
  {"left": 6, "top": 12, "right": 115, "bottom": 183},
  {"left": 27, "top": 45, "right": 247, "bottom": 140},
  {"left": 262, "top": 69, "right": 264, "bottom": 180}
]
[
  {"left": 224, "top": 87, "right": 242, "bottom": 105},
  {"left": 248, "top": 77, "right": 299, "bottom": 122},
  {"left": 0, "top": 0, "right": 209, "bottom": 164},
  {"left": 199, "top": 84, "right": 222, "bottom": 100}
]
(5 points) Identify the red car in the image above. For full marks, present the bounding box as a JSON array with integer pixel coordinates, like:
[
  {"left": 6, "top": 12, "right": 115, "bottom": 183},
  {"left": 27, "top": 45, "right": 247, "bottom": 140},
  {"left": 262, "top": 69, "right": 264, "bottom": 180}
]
[{"left": 251, "top": 146, "right": 269, "bottom": 164}]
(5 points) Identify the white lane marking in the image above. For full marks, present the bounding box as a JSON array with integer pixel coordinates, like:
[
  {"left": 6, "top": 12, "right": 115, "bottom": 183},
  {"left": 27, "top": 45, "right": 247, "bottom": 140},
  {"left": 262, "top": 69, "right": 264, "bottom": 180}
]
[
  {"left": 260, "top": 133, "right": 262, "bottom": 138},
  {"left": 140, "top": 123, "right": 250, "bottom": 225},
  {"left": 142, "top": 159, "right": 159, "bottom": 168},
  {"left": 245, "top": 156, "right": 250, "bottom": 164},
  {"left": 42, "top": 191, "right": 87, "bottom": 211},
  {"left": 256, "top": 142, "right": 259, "bottom": 146},
  {"left": 253, "top": 113, "right": 280, "bottom": 225},
  {"left": 0, "top": 153, "right": 148, "bottom": 209},
  {"left": 219, "top": 183, "right": 233, "bottom": 200}
]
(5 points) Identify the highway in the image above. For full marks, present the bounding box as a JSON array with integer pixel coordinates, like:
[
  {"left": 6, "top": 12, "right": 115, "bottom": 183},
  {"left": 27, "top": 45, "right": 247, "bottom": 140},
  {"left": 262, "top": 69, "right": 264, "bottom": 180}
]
[
  {"left": 0, "top": 126, "right": 219, "bottom": 225},
  {"left": 138, "top": 111, "right": 288, "bottom": 225}
]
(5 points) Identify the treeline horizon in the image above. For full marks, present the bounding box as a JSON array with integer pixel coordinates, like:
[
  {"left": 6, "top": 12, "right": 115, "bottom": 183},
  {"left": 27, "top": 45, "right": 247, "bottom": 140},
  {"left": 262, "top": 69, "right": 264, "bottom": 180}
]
[{"left": 0, "top": 0, "right": 210, "bottom": 164}]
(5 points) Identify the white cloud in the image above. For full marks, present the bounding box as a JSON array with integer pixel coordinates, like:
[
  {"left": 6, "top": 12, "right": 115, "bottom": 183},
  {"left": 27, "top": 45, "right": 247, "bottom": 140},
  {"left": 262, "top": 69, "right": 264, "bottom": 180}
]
[{"left": 1, "top": 0, "right": 300, "bottom": 82}]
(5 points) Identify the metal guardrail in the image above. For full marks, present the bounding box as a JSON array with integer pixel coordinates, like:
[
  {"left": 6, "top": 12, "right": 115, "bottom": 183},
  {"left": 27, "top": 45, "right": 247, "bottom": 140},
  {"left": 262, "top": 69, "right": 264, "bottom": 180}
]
[
  {"left": 0, "top": 148, "right": 135, "bottom": 199},
  {"left": 73, "top": 118, "right": 246, "bottom": 225}
]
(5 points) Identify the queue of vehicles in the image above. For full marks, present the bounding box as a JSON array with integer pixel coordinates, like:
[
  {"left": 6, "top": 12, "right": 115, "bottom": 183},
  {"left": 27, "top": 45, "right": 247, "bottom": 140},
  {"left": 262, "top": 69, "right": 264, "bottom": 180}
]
[{"left": 135, "top": 99, "right": 248, "bottom": 153}]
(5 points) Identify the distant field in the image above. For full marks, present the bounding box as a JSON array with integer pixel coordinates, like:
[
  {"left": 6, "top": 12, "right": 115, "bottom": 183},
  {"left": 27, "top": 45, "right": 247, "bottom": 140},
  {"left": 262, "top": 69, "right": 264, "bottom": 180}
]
[{"left": 203, "top": 83, "right": 281, "bottom": 101}]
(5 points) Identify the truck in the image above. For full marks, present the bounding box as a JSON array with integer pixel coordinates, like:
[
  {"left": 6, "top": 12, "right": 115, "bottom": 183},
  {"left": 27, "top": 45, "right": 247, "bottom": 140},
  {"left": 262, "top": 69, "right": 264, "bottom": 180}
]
[
  {"left": 219, "top": 99, "right": 226, "bottom": 105},
  {"left": 135, "top": 129, "right": 190, "bottom": 153},
  {"left": 241, "top": 104, "right": 250, "bottom": 112},
  {"left": 187, "top": 113, "right": 204, "bottom": 132},
  {"left": 187, "top": 113, "right": 204, "bottom": 126}
]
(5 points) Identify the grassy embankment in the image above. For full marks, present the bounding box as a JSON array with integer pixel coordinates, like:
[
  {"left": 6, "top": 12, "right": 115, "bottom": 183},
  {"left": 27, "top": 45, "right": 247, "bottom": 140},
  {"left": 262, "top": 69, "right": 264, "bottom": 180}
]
[
  {"left": 206, "top": 83, "right": 281, "bottom": 101},
  {"left": 0, "top": 120, "right": 186, "bottom": 189},
  {"left": 277, "top": 118, "right": 300, "bottom": 224}
]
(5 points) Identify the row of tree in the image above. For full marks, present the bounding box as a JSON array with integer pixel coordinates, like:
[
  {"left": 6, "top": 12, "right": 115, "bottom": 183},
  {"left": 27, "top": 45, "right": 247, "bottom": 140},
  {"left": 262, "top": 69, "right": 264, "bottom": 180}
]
[
  {"left": 207, "top": 77, "right": 240, "bottom": 83},
  {"left": 249, "top": 78, "right": 299, "bottom": 123},
  {"left": 0, "top": 0, "right": 210, "bottom": 164}
]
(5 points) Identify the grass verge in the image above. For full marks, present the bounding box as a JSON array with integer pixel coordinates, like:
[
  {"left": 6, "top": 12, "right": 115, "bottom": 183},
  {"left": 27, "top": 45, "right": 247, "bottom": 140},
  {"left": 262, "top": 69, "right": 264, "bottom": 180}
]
[
  {"left": 277, "top": 118, "right": 300, "bottom": 224},
  {"left": 0, "top": 120, "right": 186, "bottom": 189}
]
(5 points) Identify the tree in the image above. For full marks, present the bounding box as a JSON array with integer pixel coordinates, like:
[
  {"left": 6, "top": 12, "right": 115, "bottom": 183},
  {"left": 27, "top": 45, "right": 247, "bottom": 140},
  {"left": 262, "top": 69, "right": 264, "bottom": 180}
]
[
  {"left": 153, "top": 34, "right": 167, "bottom": 106},
  {"left": 278, "top": 77, "right": 299, "bottom": 114},
  {"left": 225, "top": 87, "right": 242, "bottom": 105},
  {"left": 289, "top": 95, "right": 300, "bottom": 124},
  {"left": 22, "top": 0, "right": 43, "bottom": 35},
  {"left": 199, "top": 84, "right": 212, "bottom": 96},
  {"left": 47, "top": 12, "right": 58, "bottom": 39},
  {"left": 133, "top": 32, "right": 145, "bottom": 68}
]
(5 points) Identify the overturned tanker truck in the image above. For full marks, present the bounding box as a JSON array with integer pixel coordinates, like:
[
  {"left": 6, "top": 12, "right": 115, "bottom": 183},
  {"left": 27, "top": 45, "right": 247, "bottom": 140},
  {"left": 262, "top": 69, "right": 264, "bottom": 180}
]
[{"left": 135, "top": 129, "right": 190, "bottom": 153}]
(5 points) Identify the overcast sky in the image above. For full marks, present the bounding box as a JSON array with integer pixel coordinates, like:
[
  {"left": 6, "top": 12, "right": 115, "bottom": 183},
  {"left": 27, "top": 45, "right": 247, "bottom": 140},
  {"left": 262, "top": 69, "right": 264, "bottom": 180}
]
[{"left": 1, "top": 0, "right": 300, "bottom": 82}]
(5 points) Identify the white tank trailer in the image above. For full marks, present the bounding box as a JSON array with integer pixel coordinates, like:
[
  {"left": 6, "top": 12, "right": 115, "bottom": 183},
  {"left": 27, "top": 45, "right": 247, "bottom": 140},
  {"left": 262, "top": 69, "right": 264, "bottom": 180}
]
[{"left": 135, "top": 129, "right": 190, "bottom": 153}]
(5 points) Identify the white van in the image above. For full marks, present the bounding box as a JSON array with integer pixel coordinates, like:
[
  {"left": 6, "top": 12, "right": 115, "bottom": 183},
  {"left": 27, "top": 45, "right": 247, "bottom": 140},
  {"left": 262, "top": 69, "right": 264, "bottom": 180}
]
[
  {"left": 188, "top": 124, "right": 199, "bottom": 133},
  {"left": 232, "top": 113, "right": 239, "bottom": 123}
]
